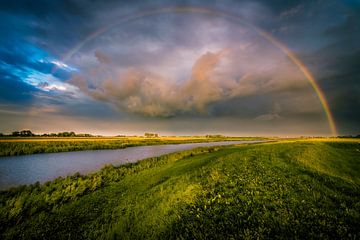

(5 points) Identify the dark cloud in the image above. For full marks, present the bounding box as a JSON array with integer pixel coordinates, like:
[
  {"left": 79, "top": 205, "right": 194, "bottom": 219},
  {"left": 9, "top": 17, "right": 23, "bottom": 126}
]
[
  {"left": 0, "top": 70, "right": 37, "bottom": 103},
  {"left": 314, "top": 49, "right": 360, "bottom": 134},
  {"left": 298, "top": 6, "right": 360, "bottom": 134}
]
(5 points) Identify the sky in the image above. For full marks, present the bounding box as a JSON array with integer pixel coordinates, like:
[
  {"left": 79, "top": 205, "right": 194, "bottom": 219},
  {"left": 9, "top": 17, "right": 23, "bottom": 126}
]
[{"left": 0, "top": 0, "right": 359, "bottom": 136}]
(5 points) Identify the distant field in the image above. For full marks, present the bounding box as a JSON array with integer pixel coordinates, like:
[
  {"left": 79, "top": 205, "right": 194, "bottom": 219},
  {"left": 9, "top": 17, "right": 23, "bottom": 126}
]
[
  {"left": 0, "top": 139, "right": 359, "bottom": 239},
  {"left": 0, "top": 136, "right": 263, "bottom": 156}
]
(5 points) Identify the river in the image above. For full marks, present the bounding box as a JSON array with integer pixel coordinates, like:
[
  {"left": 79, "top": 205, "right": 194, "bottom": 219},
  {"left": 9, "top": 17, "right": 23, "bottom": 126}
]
[{"left": 0, "top": 140, "right": 263, "bottom": 190}]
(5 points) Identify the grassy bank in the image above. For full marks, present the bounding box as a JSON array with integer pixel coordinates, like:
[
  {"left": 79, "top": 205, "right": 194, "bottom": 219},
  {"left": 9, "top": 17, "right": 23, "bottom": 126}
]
[
  {"left": 0, "top": 136, "right": 262, "bottom": 157},
  {"left": 0, "top": 139, "right": 359, "bottom": 239}
]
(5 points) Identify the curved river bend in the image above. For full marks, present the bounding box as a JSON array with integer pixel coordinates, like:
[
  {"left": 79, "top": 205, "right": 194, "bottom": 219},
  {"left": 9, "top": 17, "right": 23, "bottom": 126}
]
[{"left": 0, "top": 141, "right": 263, "bottom": 190}]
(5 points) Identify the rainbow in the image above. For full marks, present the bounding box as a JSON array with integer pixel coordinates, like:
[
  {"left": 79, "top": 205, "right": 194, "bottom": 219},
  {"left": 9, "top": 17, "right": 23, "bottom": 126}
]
[{"left": 53, "top": 6, "right": 337, "bottom": 136}]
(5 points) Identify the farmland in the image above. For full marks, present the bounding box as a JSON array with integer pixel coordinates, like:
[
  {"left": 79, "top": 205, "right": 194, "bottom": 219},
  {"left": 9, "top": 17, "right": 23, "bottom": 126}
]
[{"left": 0, "top": 139, "right": 359, "bottom": 239}]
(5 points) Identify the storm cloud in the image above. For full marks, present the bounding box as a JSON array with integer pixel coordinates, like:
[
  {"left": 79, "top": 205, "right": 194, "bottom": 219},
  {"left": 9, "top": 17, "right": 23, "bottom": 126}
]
[
  {"left": 70, "top": 45, "right": 310, "bottom": 118},
  {"left": 70, "top": 50, "right": 228, "bottom": 116}
]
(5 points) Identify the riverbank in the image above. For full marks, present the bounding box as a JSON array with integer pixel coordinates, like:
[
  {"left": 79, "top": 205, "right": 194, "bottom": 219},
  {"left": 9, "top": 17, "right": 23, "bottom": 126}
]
[
  {"left": 0, "top": 139, "right": 359, "bottom": 239},
  {"left": 0, "top": 136, "right": 266, "bottom": 157}
]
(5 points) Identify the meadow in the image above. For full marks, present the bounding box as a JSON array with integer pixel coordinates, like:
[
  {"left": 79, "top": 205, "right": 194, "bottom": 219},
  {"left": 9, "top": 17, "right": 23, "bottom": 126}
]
[
  {"left": 0, "top": 139, "right": 359, "bottom": 239},
  {"left": 0, "top": 136, "right": 261, "bottom": 157}
]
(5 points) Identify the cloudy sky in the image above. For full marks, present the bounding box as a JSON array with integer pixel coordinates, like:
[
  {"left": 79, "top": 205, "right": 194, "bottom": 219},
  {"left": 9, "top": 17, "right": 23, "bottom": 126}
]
[{"left": 0, "top": 0, "right": 359, "bottom": 136}]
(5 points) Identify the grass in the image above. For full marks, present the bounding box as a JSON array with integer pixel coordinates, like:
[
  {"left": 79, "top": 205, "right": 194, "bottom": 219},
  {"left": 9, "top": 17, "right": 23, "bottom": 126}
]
[
  {"left": 0, "top": 139, "right": 359, "bottom": 239},
  {"left": 0, "top": 136, "right": 262, "bottom": 157}
]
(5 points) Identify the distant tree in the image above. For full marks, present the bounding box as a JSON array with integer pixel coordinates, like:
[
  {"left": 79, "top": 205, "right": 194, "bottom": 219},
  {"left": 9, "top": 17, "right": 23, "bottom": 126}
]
[
  {"left": 145, "top": 133, "right": 159, "bottom": 138},
  {"left": 206, "top": 134, "right": 224, "bottom": 138},
  {"left": 56, "top": 132, "right": 76, "bottom": 137},
  {"left": 12, "top": 131, "right": 20, "bottom": 137},
  {"left": 58, "top": 132, "right": 66, "bottom": 137},
  {"left": 20, "top": 130, "right": 34, "bottom": 137},
  {"left": 76, "top": 133, "right": 94, "bottom": 137},
  {"left": 0, "top": 133, "right": 3, "bottom": 137}
]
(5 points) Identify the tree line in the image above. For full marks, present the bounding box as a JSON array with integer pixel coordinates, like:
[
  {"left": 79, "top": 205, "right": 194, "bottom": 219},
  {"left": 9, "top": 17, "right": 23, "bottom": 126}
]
[{"left": 0, "top": 130, "right": 94, "bottom": 137}]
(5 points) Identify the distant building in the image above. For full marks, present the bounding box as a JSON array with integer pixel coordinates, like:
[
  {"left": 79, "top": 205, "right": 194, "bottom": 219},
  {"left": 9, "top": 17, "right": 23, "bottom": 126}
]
[{"left": 144, "top": 133, "right": 159, "bottom": 138}]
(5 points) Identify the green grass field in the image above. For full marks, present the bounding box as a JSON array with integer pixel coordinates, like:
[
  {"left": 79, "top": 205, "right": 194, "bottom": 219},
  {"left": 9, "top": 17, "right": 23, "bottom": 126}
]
[
  {"left": 0, "top": 136, "right": 263, "bottom": 157},
  {"left": 0, "top": 139, "right": 359, "bottom": 239}
]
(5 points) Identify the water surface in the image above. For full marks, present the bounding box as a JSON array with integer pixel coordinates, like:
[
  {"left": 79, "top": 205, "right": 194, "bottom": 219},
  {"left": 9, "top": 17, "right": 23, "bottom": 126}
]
[{"left": 0, "top": 141, "right": 262, "bottom": 190}]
